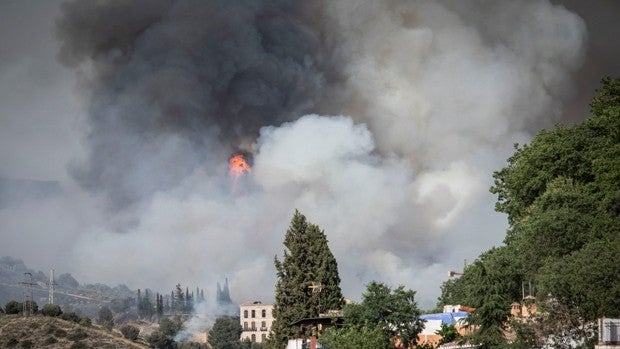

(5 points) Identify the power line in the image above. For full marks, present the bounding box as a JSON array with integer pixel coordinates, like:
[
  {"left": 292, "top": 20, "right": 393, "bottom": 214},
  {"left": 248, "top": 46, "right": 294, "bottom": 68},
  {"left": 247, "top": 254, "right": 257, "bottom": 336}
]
[{"left": 20, "top": 273, "right": 36, "bottom": 317}]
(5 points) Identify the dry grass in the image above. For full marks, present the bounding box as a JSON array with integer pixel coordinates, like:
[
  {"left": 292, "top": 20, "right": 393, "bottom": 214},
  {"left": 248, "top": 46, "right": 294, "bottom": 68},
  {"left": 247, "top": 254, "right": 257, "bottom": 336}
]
[{"left": 0, "top": 314, "right": 148, "bottom": 349}]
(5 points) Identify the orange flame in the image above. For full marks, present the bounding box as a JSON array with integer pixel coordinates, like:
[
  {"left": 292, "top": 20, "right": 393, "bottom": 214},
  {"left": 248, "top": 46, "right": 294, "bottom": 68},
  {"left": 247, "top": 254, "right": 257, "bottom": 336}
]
[{"left": 229, "top": 153, "right": 252, "bottom": 180}]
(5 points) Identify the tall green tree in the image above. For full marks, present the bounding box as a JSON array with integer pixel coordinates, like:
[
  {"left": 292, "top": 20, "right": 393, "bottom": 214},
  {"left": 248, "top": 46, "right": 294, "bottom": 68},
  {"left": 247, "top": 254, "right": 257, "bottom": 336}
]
[
  {"left": 174, "top": 284, "right": 184, "bottom": 313},
  {"left": 342, "top": 282, "right": 424, "bottom": 348},
  {"left": 156, "top": 293, "right": 164, "bottom": 319},
  {"left": 270, "top": 210, "right": 344, "bottom": 348},
  {"left": 437, "top": 77, "right": 620, "bottom": 348},
  {"left": 142, "top": 289, "right": 154, "bottom": 318},
  {"left": 208, "top": 316, "right": 243, "bottom": 349}
]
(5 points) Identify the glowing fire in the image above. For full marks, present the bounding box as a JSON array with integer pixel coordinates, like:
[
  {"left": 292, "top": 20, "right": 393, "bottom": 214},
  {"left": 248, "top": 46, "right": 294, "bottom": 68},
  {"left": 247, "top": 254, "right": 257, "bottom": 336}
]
[{"left": 229, "top": 153, "right": 252, "bottom": 180}]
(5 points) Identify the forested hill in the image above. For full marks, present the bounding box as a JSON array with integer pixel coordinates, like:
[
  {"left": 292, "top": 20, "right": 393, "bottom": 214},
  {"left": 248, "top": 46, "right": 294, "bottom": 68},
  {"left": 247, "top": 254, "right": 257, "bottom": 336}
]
[{"left": 437, "top": 77, "right": 620, "bottom": 348}]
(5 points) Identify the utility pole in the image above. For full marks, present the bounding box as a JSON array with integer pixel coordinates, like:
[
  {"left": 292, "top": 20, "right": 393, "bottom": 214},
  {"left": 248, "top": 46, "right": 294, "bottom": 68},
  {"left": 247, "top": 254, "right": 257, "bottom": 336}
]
[
  {"left": 20, "top": 273, "right": 36, "bottom": 317},
  {"left": 48, "top": 269, "right": 57, "bottom": 305}
]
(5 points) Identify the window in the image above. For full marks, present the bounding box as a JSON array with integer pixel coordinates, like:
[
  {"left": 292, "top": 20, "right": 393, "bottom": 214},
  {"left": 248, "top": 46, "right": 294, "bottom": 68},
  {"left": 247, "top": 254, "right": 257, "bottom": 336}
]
[
  {"left": 251, "top": 321, "right": 256, "bottom": 330},
  {"left": 244, "top": 322, "right": 248, "bottom": 330},
  {"left": 251, "top": 334, "right": 256, "bottom": 342},
  {"left": 251, "top": 309, "right": 255, "bottom": 318},
  {"left": 244, "top": 310, "right": 248, "bottom": 318},
  {"left": 262, "top": 309, "right": 266, "bottom": 317},
  {"left": 262, "top": 334, "right": 267, "bottom": 341}
]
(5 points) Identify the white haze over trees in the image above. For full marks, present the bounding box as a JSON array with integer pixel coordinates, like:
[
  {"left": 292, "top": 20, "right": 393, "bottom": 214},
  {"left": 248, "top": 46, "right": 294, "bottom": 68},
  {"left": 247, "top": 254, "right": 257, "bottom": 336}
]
[{"left": 0, "top": 0, "right": 619, "bottom": 310}]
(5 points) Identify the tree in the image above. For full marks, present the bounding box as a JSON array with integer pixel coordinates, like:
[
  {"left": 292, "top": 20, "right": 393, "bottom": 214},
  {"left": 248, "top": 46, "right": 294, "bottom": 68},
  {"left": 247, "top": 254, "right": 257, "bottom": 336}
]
[
  {"left": 142, "top": 289, "right": 154, "bottom": 318},
  {"left": 240, "top": 339, "right": 266, "bottom": 349},
  {"left": 159, "top": 317, "right": 183, "bottom": 337},
  {"left": 147, "top": 330, "right": 175, "bottom": 349},
  {"left": 98, "top": 306, "right": 114, "bottom": 331},
  {"left": 435, "top": 323, "right": 461, "bottom": 345},
  {"left": 41, "top": 304, "right": 63, "bottom": 317},
  {"left": 174, "top": 284, "right": 185, "bottom": 313},
  {"left": 120, "top": 324, "right": 140, "bottom": 341},
  {"left": 185, "top": 287, "right": 191, "bottom": 311},
  {"left": 17, "top": 300, "right": 38, "bottom": 315},
  {"left": 438, "top": 77, "right": 620, "bottom": 348},
  {"left": 270, "top": 210, "right": 344, "bottom": 348},
  {"left": 61, "top": 311, "right": 81, "bottom": 323},
  {"left": 4, "top": 300, "right": 19, "bottom": 314},
  {"left": 156, "top": 293, "right": 164, "bottom": 319},
  {"left": 342, "top": 282, "right": 424, "bottom": 348},
  {"left": 208, "top": 316, "right": 243, "bottom": 349},
  {"left": 321, "top": 323, "right": 390, "bottom": 349}
]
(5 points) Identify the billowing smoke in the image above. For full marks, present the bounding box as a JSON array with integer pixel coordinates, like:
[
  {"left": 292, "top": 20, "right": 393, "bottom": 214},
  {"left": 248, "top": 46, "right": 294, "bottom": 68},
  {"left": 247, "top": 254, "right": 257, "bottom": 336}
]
[
  {"left": 56, "top": 0, "right": 334, "bottom": 208},
  {"left": 53, "top": 0, "right": 588, "bottom": 317}
]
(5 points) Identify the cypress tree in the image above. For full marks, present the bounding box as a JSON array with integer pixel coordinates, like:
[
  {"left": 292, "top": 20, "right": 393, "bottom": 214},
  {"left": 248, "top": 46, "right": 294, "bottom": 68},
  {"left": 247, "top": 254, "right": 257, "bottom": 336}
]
[
  {"left": 137, "top": 289, "right": 142, "bottom": 318},
  {"left": 143, "top": 289, "right": 153, "bottom": 318},
  {"left": 270, "top": 210, "right": 344, "bottom": 348},
  {"left": 156, "top": 293, "right": 164, "bottom": 319}
]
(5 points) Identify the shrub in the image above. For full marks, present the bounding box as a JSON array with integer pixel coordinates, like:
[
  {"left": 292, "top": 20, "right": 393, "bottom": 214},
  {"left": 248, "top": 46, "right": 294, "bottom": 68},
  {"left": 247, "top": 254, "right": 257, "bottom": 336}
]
[
  {"left": 98, "top": 306, "right": 114, "bottom": 331},
  {"left": 20, "top": 300, "right": 38, "bottom": 314},
  {"left": 20, "top": 340, "right": 33, "bottom": 349},
  {"left": 70, "top": 341, "right": 88, "bottom": 349},
  {"left": 120, "top": 324, "right": 140, "bottom": 341},
  {"left": 41, "top": 304, "right": 63, "bottom": 317},
  {"left": 54, "top": 328, "right": 68, "bottom": 338},
  {"left": 43, "top": 323, "right": 57, "bottom": 334},
  {"left": 6, "top": 337, "right": 18, "bottom": 347},
  {"left": 79, "top": 316, "right": 92, "bottom": 327},
  {"left": 68, "top": 328, "right": 88, "bottom": 341},
  {"left": 159, "top": 317, "right": 183, "bottom": 337},
  {"left": 43, "top": 337, "right": 58, "bottom": 345},
  {"left": 60, "top": 311, "right": 81, "bottom": 323},
  {"left": 147, "top": 330, "right": 174, "bottom": 348},
  {"left": 5, "top": 301, "right": 20, "bottom": 314}
]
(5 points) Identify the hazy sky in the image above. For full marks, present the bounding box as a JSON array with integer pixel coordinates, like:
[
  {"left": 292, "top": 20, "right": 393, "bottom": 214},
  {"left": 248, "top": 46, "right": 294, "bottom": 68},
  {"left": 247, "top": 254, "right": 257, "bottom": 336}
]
[{"left": 1, "top": 0, "right": 619, "bottom": 310}]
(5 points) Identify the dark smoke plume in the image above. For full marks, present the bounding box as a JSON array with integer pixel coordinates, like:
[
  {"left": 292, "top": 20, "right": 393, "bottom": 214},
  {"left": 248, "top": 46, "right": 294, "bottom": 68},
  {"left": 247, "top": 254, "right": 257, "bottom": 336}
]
[{"left": 56, "top": 0, "right": 335, "bottom": 207}]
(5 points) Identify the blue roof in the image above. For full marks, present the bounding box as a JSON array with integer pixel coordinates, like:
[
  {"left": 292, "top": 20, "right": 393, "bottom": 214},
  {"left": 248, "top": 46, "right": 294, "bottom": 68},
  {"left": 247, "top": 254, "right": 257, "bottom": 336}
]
[{"left": 420, "top": 312, "right": 469, "bottom": 325}]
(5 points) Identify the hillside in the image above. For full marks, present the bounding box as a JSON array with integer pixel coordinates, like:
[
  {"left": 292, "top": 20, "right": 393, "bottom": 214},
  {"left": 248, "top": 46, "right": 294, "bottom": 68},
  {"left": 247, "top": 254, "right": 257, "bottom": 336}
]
[
  {"left": 0, "top": 314, "right": 148, "bottom": 349},
  {"left": 0, "top": 256, "right": 137, "bottom": 321}
]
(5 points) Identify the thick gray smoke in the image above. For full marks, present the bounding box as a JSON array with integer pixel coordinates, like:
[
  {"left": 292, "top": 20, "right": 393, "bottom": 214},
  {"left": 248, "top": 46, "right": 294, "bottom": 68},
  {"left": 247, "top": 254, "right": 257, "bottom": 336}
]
[
  {"left": 49, "top": 0, "right": 592, "bottom": 314},
  {"left": 56, "top": 0, "right": 335, "bottom": 208}
]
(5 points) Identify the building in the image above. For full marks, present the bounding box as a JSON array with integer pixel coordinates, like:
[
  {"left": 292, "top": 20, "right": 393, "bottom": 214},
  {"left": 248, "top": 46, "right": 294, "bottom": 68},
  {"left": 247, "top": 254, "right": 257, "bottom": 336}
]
[
  {"left": 417, "top": 305, "right": 473, "bottom": 347},
  {"left": 595, "top": 318, "right": 620, "bottom": 349},
  {"left": 240, "top": 301, "right": 274, "bottom": 343},
  {"left": 510, "top": 295, "right": 537, "bottom": 319}
]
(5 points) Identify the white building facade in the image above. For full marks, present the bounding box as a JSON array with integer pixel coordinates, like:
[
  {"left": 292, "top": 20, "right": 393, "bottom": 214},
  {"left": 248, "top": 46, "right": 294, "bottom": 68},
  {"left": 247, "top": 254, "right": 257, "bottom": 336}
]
[{"left": 240, "top": 301, "right": 274, "bottom": 343}]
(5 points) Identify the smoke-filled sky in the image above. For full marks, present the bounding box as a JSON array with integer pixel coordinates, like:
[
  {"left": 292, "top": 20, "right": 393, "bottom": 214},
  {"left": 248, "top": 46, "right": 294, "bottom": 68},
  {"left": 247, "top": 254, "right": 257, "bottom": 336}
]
[{"left": 1, "top": 0, "right": 619, "bottom": 310}]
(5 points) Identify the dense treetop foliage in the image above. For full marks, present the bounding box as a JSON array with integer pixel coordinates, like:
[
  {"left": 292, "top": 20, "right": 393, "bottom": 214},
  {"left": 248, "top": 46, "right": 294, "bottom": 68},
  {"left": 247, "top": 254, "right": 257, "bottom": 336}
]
[
  {"left": 341, "top": 281, "right": 424, "bottom": 348},
  {"left": 270, "top": 210, "right": 344, "bottom": 348},
  {"left": 438, "top": 77, "right": 620, "bottom": 347},
  {"left": 208, "top": 316, "right": 243, "bottom": 349}
]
